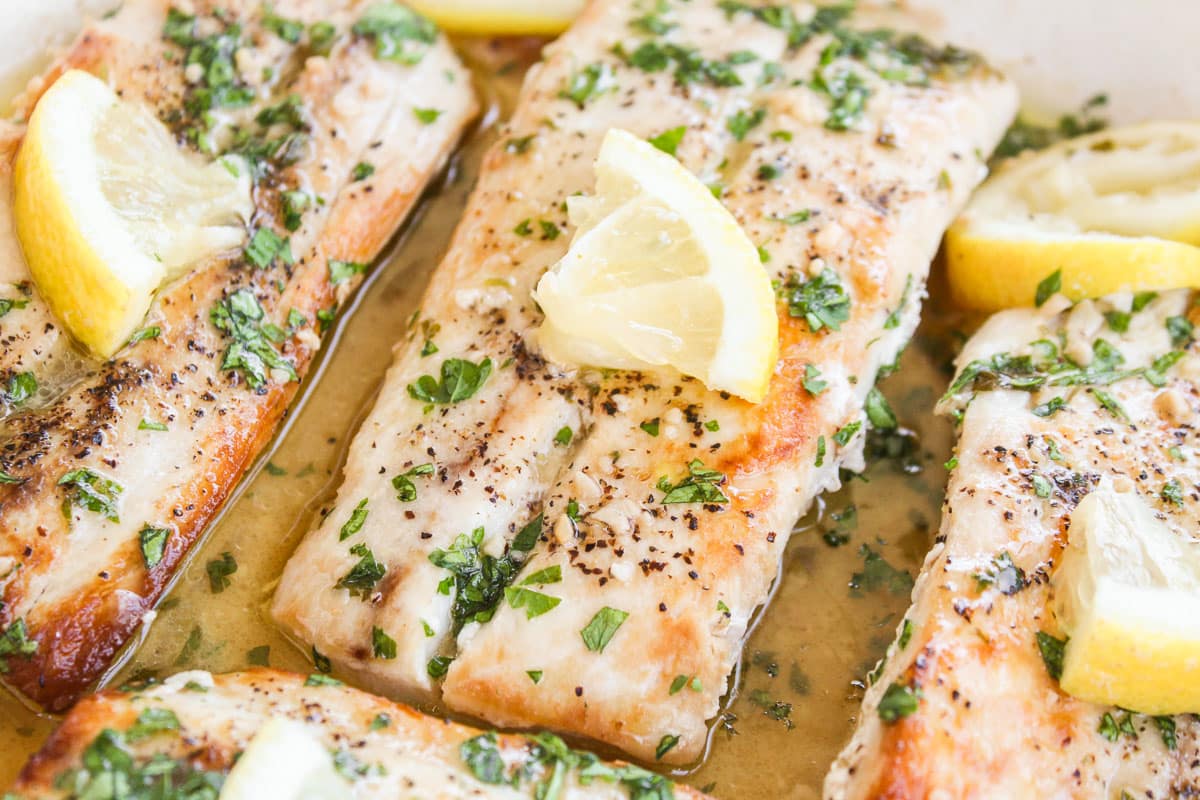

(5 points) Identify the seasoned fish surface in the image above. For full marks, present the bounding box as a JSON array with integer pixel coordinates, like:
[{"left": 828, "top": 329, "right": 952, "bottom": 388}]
[
  {"left": 827, "top": 291, "right": 1200, "bottom": 798},
  {"left": 7, "top": 668, "right": 706, "bottom": 799},
  {"left": 273, "top": 0, "right": 1017, "bottom": 763},
  {"left": 0, "top": 0, "right": 476, "bottom": 710}
]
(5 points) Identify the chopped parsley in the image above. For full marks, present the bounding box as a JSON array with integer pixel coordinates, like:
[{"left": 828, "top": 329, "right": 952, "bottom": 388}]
[
  {"left": 850, "top": 544, "right": 913, "bottom": 596},
  {"left": 580, "top": 606, "right": 629, "bottom": 653},
  {"left": 413, "top": 107, "right": 443, "bottom": 125},
  {"left": 559, "top": 62, "right": 615, "bottom": 107},
  {"left": 1030, "top": 473, "right": 1053, "bottom": 499},
  {"left": 1167, "top": 315, "right": 1194, "bottom": 348},
  {"left": 655, "top": 734, "right": 680, "bottom": 760},
  {"left": 392, "top": 463, "right": 434, "bottom": 502},
  {"left": 139, "top": 526, "right": 170, "bottom": 569},
  {"left": 1034, "top": 269, "right": 1061, "bottom": 307},
  {"left": 244, "top": 227, "right": 292, "bottom": 269},
  {"left": 973, "top": 551, "right": 1026, "bottom": 595},
  {"left": 648, "top": 125, "right": 687, "bottom": 155},
  {"left": 864, "top": 387, "right": 898, "bottom": 429},
  {"left": 1155, "top": 716, "right": 1177, "bottom": 750},
  {"left": 329, "top": 259, "right": 367, "bottom": 285},
  {"left": 339, "top": 498, "right": 369, "bottom": 540},
  {"left": 262, "top": 9, "right": 303, "bottom": 43},
  {"left": 877, "top": 681, "right": 920, "bottom": 723},
  {"left": 370, "top": 713, "right": 391, "bottom": 730},
  {"left": 428, "top": 524, "right": 538, "bottom": 633},
  {"left": 351, "top": 161, "right": 375, "bottom": 181},
  {"left": 994, "top": 93, "right": 1108, "bottom": 161},
  {"left": 51, "top": 727, "right": 222, "bottom": 798},
  {"left": 337, "top": 543, "right": 386, "bottom": 599},
  {"left": 657, "top": 459, "right": 729, "bottom": 504},
  {"left": 206, "top": 552, "right": 237, "bottom": 593},
  {"left": 1161, "top": 479, "right": 1184, "bottom": 507},
  {"left": 1032, "top": 396, "right": 1067, "bottom": 417},
  {"left": 304, "top": 673, "right": 343, "bottom": 687},
  {"left": 407, "top": 357, "right": 492, "bottom": 404},
  {"left": 784, "top": 269, "right": 851, "bottom": 332},
  {"left": 372, "top": 626, "right": 397, "bottom": 659},
  {"left": 1036, "top": 631, "right": 1067, "bottom": 681},
  {"left": 504, "top": 586, "right": 561, "bottom": 619},
  {"left": 0, "top": 619, "right": 37, "bottom": 674},
  {"left": 554, "top": 426, "right": 573, "bottom": 446},
  {"left": 427, "top": 655, "right": 453, "bottom": 678},
  {"left": 138, "top": 419, "right": 169, "bottom": 431},
  {"left": 832, "top": 420, "right": 862, "bottom": 446},
  {"left": 351, "top": 1, "right": 438, "bottom": 64},
  {"left": 58, "top": 468, "right": 123, "bottom": 522},
  {"left": 640, "top": 418, "right": 661, "bottom": 436},
  {"left": 1098, "top": 711, "right": 1136, "bottom": 742},
  {"left": 210, "top": 289, "right": 298, "bottom": 391},
  {"left": 5, "top": 372, "right": 36, "bottom": 406},
  {"left": 727, "top": 107, "right": 766, "bottom": 141},
  {"left": 527, "top": 670, "right": 543, "bottom": 684},
  {"left": 459, "top": 731, "right": 673, "bottom": 798}
]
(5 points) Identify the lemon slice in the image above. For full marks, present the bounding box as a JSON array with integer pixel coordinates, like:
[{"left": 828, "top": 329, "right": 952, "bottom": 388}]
[
  {"left": 13, "top": 69, "right": 252, "bottom": 358},
  {"left": 946, "top": 121, "right": 1200, "bottom": 312},
  {"left": 533, "top": 128, "right": 778, "bottom": 403},
  {"left": 1053, "top": 485, "right": 1200, "bottom": 714},
  {"left": 405, "top": 0, "right": 584, "bottom": 35},
  {"left": 220, "top": 719, "right": 352, "bottom": 800}
]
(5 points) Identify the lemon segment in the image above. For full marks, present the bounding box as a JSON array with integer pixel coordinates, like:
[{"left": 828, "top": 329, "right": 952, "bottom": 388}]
[
  {"left": 406, "top": 0, "right": 585, "bottom": 35},
  {"left": 533, "top": 128, "right": 779, "bottom": 403},
  {"left": 13, "top": 69, "right": 251, "bottom": 358},
  {"left": 947, "top": 121, "right": 1200, "bottom": 312},
  {"left": 219, "top": 719, "right": 352, "bottom": 800},
  {"left": 1054, "top": 486, "right": 1200, "bottom": 714}
]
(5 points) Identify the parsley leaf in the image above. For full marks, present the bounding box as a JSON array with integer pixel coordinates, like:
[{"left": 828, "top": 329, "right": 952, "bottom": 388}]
[
  {"left": 407, "top": 357, "right": 492, "bottom": 404},
  {"left": 580, "top": 606, "right": 629, "bottom": 652},
  {"left": 210, "top": 289, "right": 298, "bottom": 391},
  {"left": 337, "top": 543, "right": 386, "bottom": 599},
  {"left": 372, "top": 626, "right": 397, "bottom": 659},
  {"left": 351, "top": 1, "right": 437, "bottom": 64},
  {"left": 658, "top": 459, "right": 729, "bottom": 504},
  {"left": 139, "top": 526, "right": 170, "bottom": 569},
  {"left": 206, "top": 552, "right": 237, "bottom": 593},
  {"left": 1036, "top": 630, "right": 1067, "bottom": 681},
  {"left": 339, "top": 498, "right": 369, "bottom": 540},
  {"left": 784, "top": 269, "right": 851, "bottom": 332},
  {"left": 1034, "top": 269, "right": 1062, "bottom": 307},
  {"left": 58, "top": 468, "right": 123, "bottom": 522},
  {"left": 392, "top": 463, "right": 434, "bottom": 502},
  {"left": 648, "top": 125, "right": 687, "bottom": 155},
  {"left": 877, "top": 682, "right": 920, "bottom": 723}
]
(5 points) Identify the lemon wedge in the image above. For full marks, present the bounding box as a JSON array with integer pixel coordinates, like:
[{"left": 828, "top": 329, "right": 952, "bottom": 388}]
[
  {"left": 1053, "top": 485, "right": 1200, "bottom": 714},
  {"left": 220, "top": 719, "right": 352, "bottom": 800},
  {"left": 13, "top": 69, "right": 252, "bottom": 358},
  {"left": 533, "top": 128, "right": 778, "bottom": 403},
  {"left": 405, "top": 0, "right": 584, "bottom": 35},
  {"left": 946, "top": 121, "right": 1200, "bottom": 312}
]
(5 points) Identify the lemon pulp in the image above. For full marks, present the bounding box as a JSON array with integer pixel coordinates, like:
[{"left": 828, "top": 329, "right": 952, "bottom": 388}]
[
  {"left": 947, "top": 121, "right": 1200, "bottom": 311},
  {"left": 13, "top": 69, "right": 251, "bottom": 357},
  {"left": 1054, "top": 485, "right": 1200, "bottom": 714},
  {"left": 533, "top": 128, "right": 778, "bottom": 403}
]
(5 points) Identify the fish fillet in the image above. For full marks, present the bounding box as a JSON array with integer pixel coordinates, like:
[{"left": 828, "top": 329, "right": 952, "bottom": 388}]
[
  {"left": 826, "top": 290, "right": 1200, "bottom": 797},
  {"left": 7, "top": 668, "right": 707, "bottom": 799},
  {"left": 0, "top": 0, "right": 477, "bottom": 711},
  {"left": 272, "top": 0, "right": 1017, "bottom": 764}
]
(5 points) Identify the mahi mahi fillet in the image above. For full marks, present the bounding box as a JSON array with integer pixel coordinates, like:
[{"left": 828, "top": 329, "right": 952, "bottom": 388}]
[
  {"left": 273, "top": 0, "right": 1017, "bottom": 764},
  {"left": 0, "top": 0, "right": 476, "bottom": 710},
  {"left": 827, "top": 290, "right": 1200, "bottom": 797},
  {"left": 7, "top": 668, "right": 707, "bottom": 799}
]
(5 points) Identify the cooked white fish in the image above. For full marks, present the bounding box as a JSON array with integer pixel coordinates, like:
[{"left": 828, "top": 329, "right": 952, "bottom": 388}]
[
  {"left": 826, "top": 290, "right": 1200, "bottom": 797},
  {"left": 0, "top": 0, "right": 476, "bottom": 711},
  {"left": 6, "top": 668, "right": 708, "bottom": 799},
  {"left": 272, "top": 0, "right": 1017, "bottom": 764}
]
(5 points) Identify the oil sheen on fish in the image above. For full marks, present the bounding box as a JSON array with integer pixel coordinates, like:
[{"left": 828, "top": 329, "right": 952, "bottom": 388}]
[
  {"left": 272, "top": 0, "right": 1017, "bottom": 764},
  {"left": 0, "top": 0, "right": 476, "bottom": 711},
  {"left": 6, "top": 668, "right": 707, "bottom": 799},
  {"left": 826, "top": 290, "right": 1200, "bottom": 797}
]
